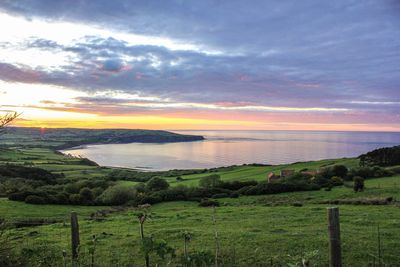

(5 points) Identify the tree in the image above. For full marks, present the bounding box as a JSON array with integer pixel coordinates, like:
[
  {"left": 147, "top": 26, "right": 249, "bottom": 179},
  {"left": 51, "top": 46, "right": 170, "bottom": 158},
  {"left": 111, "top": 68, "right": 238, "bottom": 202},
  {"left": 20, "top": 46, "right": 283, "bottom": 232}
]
[
  {"left": 146, "top": 177, "right": 169, "bottom": 191},
  {"left": 0, "top": 112, "right": 19, "bottom": 134}
]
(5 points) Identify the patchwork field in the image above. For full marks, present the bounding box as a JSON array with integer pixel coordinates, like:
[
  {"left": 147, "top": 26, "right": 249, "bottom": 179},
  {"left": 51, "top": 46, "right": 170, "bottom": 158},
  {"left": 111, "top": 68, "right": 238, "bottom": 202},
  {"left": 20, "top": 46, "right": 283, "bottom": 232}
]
[{"left": 1, "top": 146, "right": 400, "bottom": 266}]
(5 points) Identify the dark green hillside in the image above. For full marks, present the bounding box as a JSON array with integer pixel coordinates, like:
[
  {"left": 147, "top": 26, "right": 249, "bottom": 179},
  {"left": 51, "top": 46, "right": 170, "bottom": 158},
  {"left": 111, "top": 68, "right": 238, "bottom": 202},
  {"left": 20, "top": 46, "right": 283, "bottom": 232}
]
[
  {"left": 0, "top": 127, "right": 204, "bottom": 149},
  {"left": 359, "top": 145, "right": 400, "bottom": 166}
]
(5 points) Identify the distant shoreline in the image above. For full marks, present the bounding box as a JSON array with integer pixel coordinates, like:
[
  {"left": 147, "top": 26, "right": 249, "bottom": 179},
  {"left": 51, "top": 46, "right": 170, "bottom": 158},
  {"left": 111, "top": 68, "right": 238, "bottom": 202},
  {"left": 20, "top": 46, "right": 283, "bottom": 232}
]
[{"left": 2, "top": 127, "right": 205, "bottom": 150}]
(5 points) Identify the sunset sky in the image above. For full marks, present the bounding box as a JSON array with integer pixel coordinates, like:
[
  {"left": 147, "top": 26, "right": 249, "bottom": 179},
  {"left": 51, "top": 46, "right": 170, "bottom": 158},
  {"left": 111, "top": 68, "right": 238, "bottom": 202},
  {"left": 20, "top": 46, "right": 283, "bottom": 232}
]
[{"left": 0, "top": 1, "right": 399, "bottom": 131}]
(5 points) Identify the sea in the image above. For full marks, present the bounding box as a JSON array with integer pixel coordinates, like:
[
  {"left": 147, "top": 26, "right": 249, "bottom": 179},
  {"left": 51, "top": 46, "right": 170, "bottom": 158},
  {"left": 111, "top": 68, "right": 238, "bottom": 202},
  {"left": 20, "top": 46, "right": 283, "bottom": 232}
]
[{"left": 62, "top": 130, "right": 400, "bottom": 171}]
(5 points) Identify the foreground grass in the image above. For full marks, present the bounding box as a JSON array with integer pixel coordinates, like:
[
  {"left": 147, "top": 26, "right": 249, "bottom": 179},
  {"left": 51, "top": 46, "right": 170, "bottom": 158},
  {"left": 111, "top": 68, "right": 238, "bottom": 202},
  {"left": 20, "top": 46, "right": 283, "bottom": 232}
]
[{"left": 3, "top": 176, "right": 400, "bottom": 266}]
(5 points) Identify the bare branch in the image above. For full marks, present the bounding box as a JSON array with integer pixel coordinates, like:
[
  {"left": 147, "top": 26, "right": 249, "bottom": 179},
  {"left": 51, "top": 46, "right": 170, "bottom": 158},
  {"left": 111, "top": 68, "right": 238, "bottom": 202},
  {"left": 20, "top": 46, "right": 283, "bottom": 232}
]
[{"left": 0, "top": 112, "right": 19, "bottom": 134}]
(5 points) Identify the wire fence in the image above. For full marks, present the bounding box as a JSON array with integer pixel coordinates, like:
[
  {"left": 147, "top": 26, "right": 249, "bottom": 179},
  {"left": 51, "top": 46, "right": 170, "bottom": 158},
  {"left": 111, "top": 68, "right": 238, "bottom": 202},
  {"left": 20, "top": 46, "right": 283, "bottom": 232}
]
[{"left": 1, "top": 206, "right": 400, "bottom": 267}]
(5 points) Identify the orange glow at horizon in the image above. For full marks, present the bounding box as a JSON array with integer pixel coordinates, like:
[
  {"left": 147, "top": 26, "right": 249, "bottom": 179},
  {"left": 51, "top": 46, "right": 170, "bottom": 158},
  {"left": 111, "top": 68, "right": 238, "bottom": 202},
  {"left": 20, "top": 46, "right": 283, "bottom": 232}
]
[
  {"left": 12, "top": 110, "right": 400, "bottom": 132},
  {"left": 2, "top": 82, "right": 400, "bottom": 133}
]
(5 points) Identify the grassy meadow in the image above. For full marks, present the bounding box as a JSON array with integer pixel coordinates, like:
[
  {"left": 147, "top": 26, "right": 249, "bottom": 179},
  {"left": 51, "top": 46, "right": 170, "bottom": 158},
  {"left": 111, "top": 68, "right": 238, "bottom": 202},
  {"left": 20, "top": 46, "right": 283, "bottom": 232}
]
[
  {"left": 2, "top": 176, "right": 400, "bottom": 266},
  {"left": 1, "top": 147, "right": 400, "bottom": 266}
]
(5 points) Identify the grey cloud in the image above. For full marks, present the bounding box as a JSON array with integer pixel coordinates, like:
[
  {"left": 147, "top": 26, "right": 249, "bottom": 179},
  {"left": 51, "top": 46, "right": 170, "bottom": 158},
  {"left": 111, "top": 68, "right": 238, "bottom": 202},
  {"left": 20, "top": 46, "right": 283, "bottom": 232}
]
[{"left": 0, "top": 0, "right": 399, "bottom": 115}]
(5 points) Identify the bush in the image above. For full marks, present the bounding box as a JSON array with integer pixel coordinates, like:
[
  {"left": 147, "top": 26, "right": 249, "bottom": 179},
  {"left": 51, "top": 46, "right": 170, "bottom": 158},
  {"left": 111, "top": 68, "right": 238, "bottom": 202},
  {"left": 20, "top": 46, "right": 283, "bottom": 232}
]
[
  {"left": 292, "top": 202, "right": 303, "bottom": 207},
  {"left": 332, "top": 165, "right": 348, "bottom": 178},
  {"left": 347, "top": 166, "right": 391, "bottom": 180},
  {"left": 331, "top": 176, "right": 344, "bottom": 186},
  {"left": 242, "top": 181, "right": 320, "bottom": 196},
  {"left": 0, "top": 165, "right": 57, "bottom": 183},
  {"left": 64, "top": 183, "right": 80, "bottom": 194},
  {"left": 8, "top": 191, "right": 32, "bottom": 201},
  {"left": 79, "top": 187, "right": 94, "bottom": 204},
  {"left": 186, "top": 187, "right": 230, "bottom": 199},
  {"left": 353, "top": 176, "right": 365, "bottom": 192},
  {"left": 211, "top": 193, "right": 229, "bottom": 199},
  {"left": 198, "top": 199, "right": 219, "bottom": 207},
  {"left": 312, "top": 175, "right": 332, "bottom": 187},
  {"left": 54, "top": 193, "right": 69, "bottom": 204},
  {"left": 387, "top": 166, "right": 400, "bottom": 174},
  {"left": 91, "top": 187, "right": 104, "bottom": 198},
  {"left": 69, "top": 194, "right": 83, "bottom": 205},
  {"left": 138, "top": 193, "right": 163, "bottom": 205},
  {"left": 146, "top": 177, "right": 170, "bottom": 191},
  {"left": 199, "top": 174, "right": 221, "bottom": 188},
  {"left": 98, "top": 185, "right": 137, "bottom": 205},
  {"left": 25, "top": 195, "right": 45, "bottom": 204},
  {"left": 283, "top": 173, "right": 312, "bottom": 184},
  {"left": 229, "top": 192, "right": 240, "bottom": 198},
  {"left": 158, "top": 186, "right": 188, "bottom": 202},
  {"left": 218, "top": 180, "right": 257, "bottom": 190}
]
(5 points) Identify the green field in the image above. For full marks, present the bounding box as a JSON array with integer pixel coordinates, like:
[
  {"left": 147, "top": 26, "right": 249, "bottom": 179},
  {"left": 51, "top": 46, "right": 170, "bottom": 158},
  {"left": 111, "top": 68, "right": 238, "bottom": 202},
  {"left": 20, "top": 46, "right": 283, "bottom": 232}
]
[
  {"left": 167, "top": 158, "right": 360, "bottom": 187},
  {"left": 1, "top": 146, "right": 400, "bottom": 266},
  {"left": 2, "top": 176, "right": 400, "bottom": 266}
]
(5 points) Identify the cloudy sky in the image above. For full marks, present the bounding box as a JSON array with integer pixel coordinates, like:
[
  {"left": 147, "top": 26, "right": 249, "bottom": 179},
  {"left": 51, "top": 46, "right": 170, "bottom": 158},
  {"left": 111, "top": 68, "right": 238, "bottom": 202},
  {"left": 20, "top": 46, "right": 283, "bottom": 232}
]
[{"left": 0, "top": 0, "right": 399, "bottom": 131}]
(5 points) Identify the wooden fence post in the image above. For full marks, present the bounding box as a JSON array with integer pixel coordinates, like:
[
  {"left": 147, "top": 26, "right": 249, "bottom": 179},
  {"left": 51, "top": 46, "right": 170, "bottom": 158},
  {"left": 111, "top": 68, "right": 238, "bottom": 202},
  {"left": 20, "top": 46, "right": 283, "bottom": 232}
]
[
  {"left": 327, "top": 207, "right": 342, "bottom": 267},
  {"left": 71, "top": 211, "right": 80, "bottom": 262}
]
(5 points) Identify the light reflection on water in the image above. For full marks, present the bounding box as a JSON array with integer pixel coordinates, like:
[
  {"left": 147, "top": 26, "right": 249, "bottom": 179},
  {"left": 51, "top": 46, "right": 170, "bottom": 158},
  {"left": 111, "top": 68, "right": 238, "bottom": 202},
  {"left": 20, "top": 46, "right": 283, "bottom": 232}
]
[{"left": 62, "top": 130, "right": 400, "bottom": 171}]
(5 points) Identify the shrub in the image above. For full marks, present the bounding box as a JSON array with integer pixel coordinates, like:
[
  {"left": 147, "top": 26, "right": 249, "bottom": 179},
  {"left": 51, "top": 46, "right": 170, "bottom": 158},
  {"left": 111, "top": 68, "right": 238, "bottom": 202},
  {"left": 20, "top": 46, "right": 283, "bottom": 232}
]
[
  {"left": 387, "top": 166, "right": 400, "bottom": 174},
  {"left": 54, "top": 193, "right": 69, "bottom": 204},
  {"left": 292, "top": 202, "right": 303, "bottom": 207},
  {"left": 229, "top": 192, "right": 240, "bottom": 198},
  {"left": 199, "top": 174, "right": 221, "bottom": 188},
  {"left": 98, "top": 185, "right": 137, "bottom": 205},
  {"left": 198, "top": 199, "right": 219, "bottom": 207},
  {"left": 353, "top": 176, "right": 365, "bottom": 192},
  {"left": 347, "top": 166, "right": 390, "bottom": 180},
  {"left": 312, "top": 175, "right": 332, "bottom": 187},
  {"left": 64, "top": 183, "right": 80, "bottom": 194},
  {"left": 138, "top": 193, "right": 163, "bottom": 205},
  {"left": 79, "top": 187, "right": 94, "bottom": 204},
  {"left": 0, "top": 165, "right": 57, "bottom": 183},
  {"left": 332, "top": 165, "right": 348, "bottom": 177},
  {"left": 8, "top": 191, "right": 33, "bottom": 201},
  {"left": 69, "top": 194, "right": 83, "bottom": 205},
  {"left": 146, "top": 177, "right": 170, "bottom": 191},
  {"left": 218, "top": 180, "right": 257, "bottom": 190},
  {"left": 211, "top": 193, "right": 229, "bottom": 199},
  {"left": 135, "top": 183, "right": 147, "bottom": 193},
  {"left": 331, "top": 176, "right": 344, "bottom": 186},
  {"left": 242, "top": 181, "right": 320, "bottom": 196},
  {"left": 91, "top": 187, "right": 104, "bottom": 198},
  {"left": 158, "top": 186, "right": 188, "bottom": 201},
  {"left": 25, "top": 195, "right": 45, "bottom": 204},
  {"left": 283, "top": 173, "right": 312, "bottom": 184}
]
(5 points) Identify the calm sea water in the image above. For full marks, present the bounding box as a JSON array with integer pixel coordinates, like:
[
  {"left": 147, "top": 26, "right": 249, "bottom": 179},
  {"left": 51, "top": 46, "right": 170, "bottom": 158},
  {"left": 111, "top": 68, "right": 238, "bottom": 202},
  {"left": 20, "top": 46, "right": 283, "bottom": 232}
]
[{"left": 62, "top": 130, "right": 400, "bottom": 171}]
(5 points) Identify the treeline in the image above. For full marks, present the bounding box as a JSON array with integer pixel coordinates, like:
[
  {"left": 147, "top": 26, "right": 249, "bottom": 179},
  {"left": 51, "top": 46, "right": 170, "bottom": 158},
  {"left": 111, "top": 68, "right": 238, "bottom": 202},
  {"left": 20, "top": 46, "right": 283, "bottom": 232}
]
[
  {"left": 359, "top": 145, "right": 400, "bottom": 166},
  {"left": 1, "top": 158, "right": 397, "bottom": 206}
]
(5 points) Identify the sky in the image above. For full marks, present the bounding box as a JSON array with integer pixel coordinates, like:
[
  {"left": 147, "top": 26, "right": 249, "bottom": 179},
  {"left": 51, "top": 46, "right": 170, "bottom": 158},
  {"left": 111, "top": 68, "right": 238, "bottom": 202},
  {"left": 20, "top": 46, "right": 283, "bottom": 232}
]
[{"left": 0, "top": 0, "right": 399, "bottom": 131}]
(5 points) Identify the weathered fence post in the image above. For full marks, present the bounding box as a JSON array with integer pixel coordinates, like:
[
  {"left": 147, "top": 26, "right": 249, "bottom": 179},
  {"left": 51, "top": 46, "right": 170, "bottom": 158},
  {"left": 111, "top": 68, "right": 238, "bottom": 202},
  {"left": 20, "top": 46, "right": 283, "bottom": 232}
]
[
  {"left": 71, "top": 211, "right": 80, "bottom": 263},
  {"left": 327, "top": 207, "right": 342, "bottom": 267}
]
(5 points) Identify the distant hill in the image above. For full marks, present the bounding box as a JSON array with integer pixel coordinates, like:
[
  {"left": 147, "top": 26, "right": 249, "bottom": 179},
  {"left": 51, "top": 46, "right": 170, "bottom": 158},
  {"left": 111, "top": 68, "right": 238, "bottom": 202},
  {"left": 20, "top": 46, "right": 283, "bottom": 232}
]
[{"left": 0, "top": 127, "right": 204, "bottom": 149}]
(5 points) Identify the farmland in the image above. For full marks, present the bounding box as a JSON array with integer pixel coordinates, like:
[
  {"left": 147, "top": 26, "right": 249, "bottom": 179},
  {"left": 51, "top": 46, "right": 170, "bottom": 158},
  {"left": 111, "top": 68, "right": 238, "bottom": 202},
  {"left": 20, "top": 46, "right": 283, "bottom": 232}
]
[{"left": 1, "top": 145, "right": 400, "bottom": 266}]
